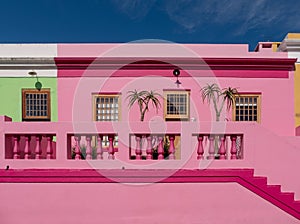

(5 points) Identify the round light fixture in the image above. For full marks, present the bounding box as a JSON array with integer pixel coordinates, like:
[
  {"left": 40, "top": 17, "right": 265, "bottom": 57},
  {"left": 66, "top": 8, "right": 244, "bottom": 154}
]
[
  {"left": 28, "top": 71, "right": 37, "bottom": 76},
  {"left": 35, "top": 81, "right": 42, "bottom": 91},
  {"left": 173, "top": 69, "right": 180, "bottom": 77},
  {"left": 173, "top": 69, "right": 181, "bottom": 85}
]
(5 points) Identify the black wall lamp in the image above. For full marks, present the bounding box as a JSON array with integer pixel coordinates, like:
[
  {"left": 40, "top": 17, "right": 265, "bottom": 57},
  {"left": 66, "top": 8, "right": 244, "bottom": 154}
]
[
  {"left": 28, "top": 71, "right": 42, "bottom": 91},
  {"left": 173, "top": 68, "right": 181, "bottom": 85}
]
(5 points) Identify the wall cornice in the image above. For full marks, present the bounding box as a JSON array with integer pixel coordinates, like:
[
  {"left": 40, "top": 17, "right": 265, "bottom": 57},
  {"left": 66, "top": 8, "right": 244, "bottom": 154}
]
[
  {"left": 0, "top": 58, "right": 56, "bottom": 70},
  {"left": 54, "top": 57, "right": 296, "bottom": 72}
]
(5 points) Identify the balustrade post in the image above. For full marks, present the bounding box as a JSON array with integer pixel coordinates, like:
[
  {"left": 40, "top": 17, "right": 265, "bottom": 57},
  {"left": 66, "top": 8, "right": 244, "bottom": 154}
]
[
  {"left": 97, "top": 135, "right": 103, "bottom": 160},
  {"left": 168, "top": 135, "right": 175, "bottom": 160},
  {"left": 197, "top": 135, "right": 204, "bottom": 160},
  {"left": 74, "top": 135, "right": 81, "bottom": 160},
  {"left": 13, "top": 136, "right": 20, "bottom": 159},
  {"left": 46, "top": 135, "right": 53, "bottom": 159},
  {"left": 35, "top": 135, "right": 42, "bottom": 159},
  {"left": 230, "top": 135, "right": 237, "bottom": 159},
  {"left": 108, "top": 135, "right": 115, "bottom": 160},
  {"left": 236, "top": 136, "right": 242, "bottom": 159},
  {"left": 157, "top": 136, "right": 164, "bottom": 160},
  {"left": 219, "top": 135, "right": 226, "bottom": 160},
  {"left": 146, "top": 135, "right": 152, "bottom": 160},
  {"left": 85, "top": 135, "right": 92, "bottom": 160},
  {"left": 208, "top": 135, "right": 215, "bottom": 159},
  {"left": 135, "top": 135, "right": 142, "bottom": 160},
  {"left": 24, "top": 135, "right": 30, "bottom": 160},
  {"left": 142, "top": 135, "right": 147, "bottom": 158}
]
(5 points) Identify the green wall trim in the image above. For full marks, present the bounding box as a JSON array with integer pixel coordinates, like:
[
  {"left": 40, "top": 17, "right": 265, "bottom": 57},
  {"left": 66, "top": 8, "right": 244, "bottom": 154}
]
[{"left": 0, "top": 77, "right": 57, "bottom": 121}]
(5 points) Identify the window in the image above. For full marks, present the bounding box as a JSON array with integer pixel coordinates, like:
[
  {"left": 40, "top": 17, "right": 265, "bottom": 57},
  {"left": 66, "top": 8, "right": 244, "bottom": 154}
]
[
  {"left": 93, "top": 94, "right": 120, "bottom": 121},
  {"left": 22, "top": 89, "right": 51, "bottom": 121},
  {"left": 164, "top": 90, "right": 190, "bottom": 120},
  {"left": 233, "top": 94, "right": 261, "bottom": 122}
]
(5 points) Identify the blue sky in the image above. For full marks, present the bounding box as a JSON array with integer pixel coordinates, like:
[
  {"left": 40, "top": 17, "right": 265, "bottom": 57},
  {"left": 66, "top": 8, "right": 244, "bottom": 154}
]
[{"left": 0, "top": 0, "right": 300, "bottom": 50}]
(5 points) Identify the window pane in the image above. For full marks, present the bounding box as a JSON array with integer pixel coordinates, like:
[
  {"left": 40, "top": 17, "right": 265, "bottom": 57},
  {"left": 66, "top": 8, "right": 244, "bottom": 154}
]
[
  {"left": 165, "top": 92, "right": 189, "bottom": 119},
  {"left": 23, "top": 89, "right": 50, "bottom": 120},
  {"left": 234, "top": 95, "right": 260, "bottom": 122},
  {"left": 94, "top": 95, "right": 120, "bottom": 121}
]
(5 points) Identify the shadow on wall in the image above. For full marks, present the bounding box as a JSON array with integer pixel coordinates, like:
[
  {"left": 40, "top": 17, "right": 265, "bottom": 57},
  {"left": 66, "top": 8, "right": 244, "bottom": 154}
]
[{"left": 296, "top": 126, "right": 300, "bottom": 136}]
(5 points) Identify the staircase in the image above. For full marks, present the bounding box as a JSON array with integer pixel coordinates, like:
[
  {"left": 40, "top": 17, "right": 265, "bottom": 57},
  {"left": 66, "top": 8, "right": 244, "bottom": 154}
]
[
  {"left": 0, "top": 168, "right": 299, "bottom": 220},
  {"left": 236, "top": 170, "right": 300, "bottom": 220}
]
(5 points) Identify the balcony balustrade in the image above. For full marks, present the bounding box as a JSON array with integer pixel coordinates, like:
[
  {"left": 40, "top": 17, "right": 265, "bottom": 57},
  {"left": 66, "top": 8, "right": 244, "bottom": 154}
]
[
  {"left": 195, "top": 134, "right": 243, "bottom": 160},
  {"left": 129, "top": 134, "right": 181, "bottom": 160},
  {"left": 5, "top": 134, "right": 56, "bottom": 159},
  {"left": 0, "top": 116, "right": 249, "bottom": 169},
  {"left": 67, "top": 134, "right": 118, "bottom": 160}
]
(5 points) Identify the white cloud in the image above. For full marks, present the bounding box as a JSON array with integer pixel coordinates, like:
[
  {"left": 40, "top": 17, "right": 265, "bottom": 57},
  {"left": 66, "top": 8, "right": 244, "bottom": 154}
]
[
  {"left": 164, "top": 0, "right": 243, "bottom": 31},
  {"left": 111, "top": 0, "right": 157, "bottom": 19},
  {"left": 164, "top": 0, "right": 300, "bottom": 35},
  {"left": 110, "top": 0, "right": 300, "bottom": 36}
]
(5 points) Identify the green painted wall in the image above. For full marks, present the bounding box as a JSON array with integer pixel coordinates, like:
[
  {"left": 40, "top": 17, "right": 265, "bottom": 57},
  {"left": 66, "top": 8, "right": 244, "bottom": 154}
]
[{"left": 0, "top": 77, "right": 57, "bottom": 121}]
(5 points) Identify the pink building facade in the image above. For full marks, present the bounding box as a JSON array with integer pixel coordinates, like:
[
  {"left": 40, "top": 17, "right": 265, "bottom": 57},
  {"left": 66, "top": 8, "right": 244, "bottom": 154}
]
[{"left": 0, "top": 43, "right": 299, "bottom": 223}]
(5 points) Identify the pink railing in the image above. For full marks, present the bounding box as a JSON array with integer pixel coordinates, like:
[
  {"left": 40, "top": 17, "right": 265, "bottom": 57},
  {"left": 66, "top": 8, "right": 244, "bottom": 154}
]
[
  {"left": 67, "top": 134, "right": 118, "bottom": 160},
  {"left": 129, "top": 134, "right": 180, "bottom": 160},
  {"left": 0, "top": 116, "right": 247, "bottom": 166},
  {"left": 195, "top": 134, "right": 243, "bottom": 160},
  {"left": 5, "top": 134, "right": 56, "bottom": 159}
]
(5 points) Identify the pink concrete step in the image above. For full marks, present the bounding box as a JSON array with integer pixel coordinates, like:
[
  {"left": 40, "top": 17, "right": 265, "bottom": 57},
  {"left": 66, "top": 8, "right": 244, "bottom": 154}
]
[
  {"left": 234, "top": 172, "right": 300, "bottom": 219},
  {"left": 294, "top": 201, "right": 300, "bottom": 210},
  {"left": 280, "top": 192, "right": 295, "bottom": 202},
  {"left": 266, "top": 184, "right": 281, "bottom": 193},
  {"left": 251, "top": 176, "right": 268, "bottom": 186},
  {"left": 273, "top": 192, "right": 296, "bottom": 207}
]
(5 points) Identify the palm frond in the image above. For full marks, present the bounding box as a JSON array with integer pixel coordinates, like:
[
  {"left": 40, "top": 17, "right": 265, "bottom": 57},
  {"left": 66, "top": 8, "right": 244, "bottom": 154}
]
[
  {"left": 126, "top": 89, "right": 146, "bottom": 108},
  {"left": 200, "top": 83, "right": 221, "bottom": 103},
  {"left": 127, "top": 89, "right": 162, "bottom": 121},
  {"left": 144, "top": 91, "right": 162, "bottom": 112},
  {"left": 221, "top": 87, "right": 239, "bottom": 110}
]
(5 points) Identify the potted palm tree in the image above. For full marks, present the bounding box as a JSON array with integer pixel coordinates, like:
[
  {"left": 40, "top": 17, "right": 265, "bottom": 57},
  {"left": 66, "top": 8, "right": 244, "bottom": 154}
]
[{"left": 127, "top": 89, "right": 162, "bottom": 121}]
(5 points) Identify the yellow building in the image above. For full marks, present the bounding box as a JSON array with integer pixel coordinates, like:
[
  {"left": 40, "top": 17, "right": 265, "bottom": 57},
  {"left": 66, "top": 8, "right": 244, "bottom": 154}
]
[
  {"left": 272, "top": 42, "right": 281, "bottom": 52},
  {"left": 278, "top": 33, "right": 300, "bottom": 129}
]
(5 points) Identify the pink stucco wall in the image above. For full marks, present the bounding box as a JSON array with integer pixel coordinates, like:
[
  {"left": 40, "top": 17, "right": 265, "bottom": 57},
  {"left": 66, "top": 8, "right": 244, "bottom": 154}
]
[
  {"left": 0, "top": 182, "right": 298, "bottom": 224},
  {"left": 56, "top": 43, "right": 294, "bottom": 136},
  {"left": 57, "top": 74, "right": 294, "bottom": 136}
]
